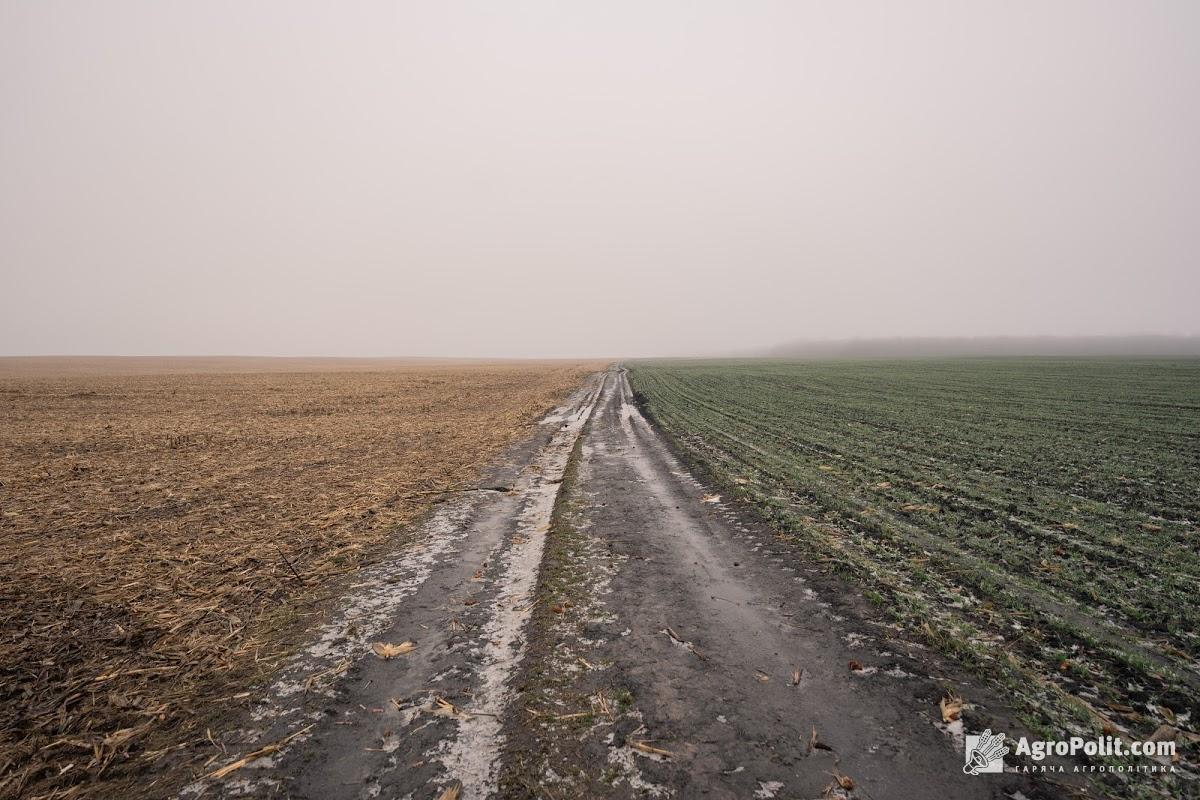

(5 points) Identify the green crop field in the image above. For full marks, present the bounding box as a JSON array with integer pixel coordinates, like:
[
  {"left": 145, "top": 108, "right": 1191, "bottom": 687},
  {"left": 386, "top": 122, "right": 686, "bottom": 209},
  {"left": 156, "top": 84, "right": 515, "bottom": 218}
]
[{"left": 629, "top": 358, "right": 1200, "bottom": 778}]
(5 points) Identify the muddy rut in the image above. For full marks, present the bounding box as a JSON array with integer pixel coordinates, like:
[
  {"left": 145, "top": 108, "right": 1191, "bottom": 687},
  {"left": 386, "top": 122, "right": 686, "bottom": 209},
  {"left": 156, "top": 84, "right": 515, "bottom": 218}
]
[{"left": 188, "top": 368, "right": 1057, "bottom": 800}]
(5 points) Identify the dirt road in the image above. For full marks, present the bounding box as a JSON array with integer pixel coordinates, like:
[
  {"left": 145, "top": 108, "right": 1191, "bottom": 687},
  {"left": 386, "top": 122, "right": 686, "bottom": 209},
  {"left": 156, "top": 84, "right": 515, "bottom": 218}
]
[{"left": 189, "top": 368, "right": 1051, "bottom": 799}]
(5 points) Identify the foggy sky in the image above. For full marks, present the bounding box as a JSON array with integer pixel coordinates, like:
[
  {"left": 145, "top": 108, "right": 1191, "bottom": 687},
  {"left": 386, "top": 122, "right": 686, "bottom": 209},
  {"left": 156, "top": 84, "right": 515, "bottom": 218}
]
[{"left": 2, "top": 2, "right": 1198, "bottom": 358}]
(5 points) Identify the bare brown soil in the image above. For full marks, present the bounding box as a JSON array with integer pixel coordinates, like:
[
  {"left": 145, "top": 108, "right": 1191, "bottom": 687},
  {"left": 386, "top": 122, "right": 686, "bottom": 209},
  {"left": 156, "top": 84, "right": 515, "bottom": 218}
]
[{"left": 0, "top": 358, "right": 600, "bottom": 800}]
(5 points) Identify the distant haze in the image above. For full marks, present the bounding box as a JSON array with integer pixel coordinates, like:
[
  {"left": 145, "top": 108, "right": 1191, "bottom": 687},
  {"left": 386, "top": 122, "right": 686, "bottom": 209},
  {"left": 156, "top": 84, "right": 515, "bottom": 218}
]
[
  {"left": 2, "top": 2, "right": 1198, "bottom": 358},
  {"left": 763, "top": 335, "right": 1200, "bottom": 360}
]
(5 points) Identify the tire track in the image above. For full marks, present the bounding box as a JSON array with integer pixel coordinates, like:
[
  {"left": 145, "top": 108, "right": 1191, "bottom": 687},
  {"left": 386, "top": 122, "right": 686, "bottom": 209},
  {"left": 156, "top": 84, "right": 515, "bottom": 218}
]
[
  {"left": 434, "top": 373, "right": 605, "bottom": 796},
  {"left": 184, "top": 372, "right": 606, "bottom": 799}
]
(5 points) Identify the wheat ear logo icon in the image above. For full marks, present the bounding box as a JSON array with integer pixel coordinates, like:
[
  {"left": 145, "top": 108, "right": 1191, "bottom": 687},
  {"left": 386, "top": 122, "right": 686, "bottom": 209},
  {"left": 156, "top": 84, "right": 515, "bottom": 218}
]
[{"left": 963, "top": 729, "right": 1009, "bottom": 775}]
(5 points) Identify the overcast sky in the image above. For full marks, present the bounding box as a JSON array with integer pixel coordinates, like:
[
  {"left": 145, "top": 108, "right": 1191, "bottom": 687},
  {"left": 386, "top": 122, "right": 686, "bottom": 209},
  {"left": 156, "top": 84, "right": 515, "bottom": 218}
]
[{"left": 2, "top": 2, "right": 1198, "bottom": 358}]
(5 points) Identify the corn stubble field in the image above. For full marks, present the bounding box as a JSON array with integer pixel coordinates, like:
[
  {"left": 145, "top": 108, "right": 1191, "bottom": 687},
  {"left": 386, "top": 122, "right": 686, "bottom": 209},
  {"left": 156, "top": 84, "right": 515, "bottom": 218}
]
[
  {"left": 630, "top": 358, "right": 1200, "bottom": 785},
  {"left": 0, "top": 358, "right": 597, "bottom": 800}
]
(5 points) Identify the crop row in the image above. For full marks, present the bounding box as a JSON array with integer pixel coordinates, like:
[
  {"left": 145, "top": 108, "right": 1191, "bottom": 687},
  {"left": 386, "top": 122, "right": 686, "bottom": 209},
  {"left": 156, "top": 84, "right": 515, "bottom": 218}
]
[{"left": 629, "top": 358, "right": 1200, "bottom": 789}]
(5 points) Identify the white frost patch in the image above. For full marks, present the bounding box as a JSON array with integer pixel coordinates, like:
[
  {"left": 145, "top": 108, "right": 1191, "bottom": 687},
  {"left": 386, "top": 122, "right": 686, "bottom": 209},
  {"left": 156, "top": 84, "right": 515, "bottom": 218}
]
[
  {"left": 430, "top": 666, "right": 462, "bottom": 683},
  {"left": 755, "top": 781, "right": 784, "bottom": 798},
  {"left": 393, "top": 703, "right": 423, "bottom": 727},
  {"left": 937, "top": 716, "right": 967, "bottom": 750},
  {"left": 256, "top": 496, "right": 481, "bottom": 713},
  {"left": 607, "top": 747, "right": 672, "bottom": 797},
  {"left": 435, "top": 381, "right": 603, "bottom": 798},
  {"left": 308, "top": 507, "right": 476, "bottom": 662},
  {"left": 189, "top": 495, "right": 483, "bottom": 794}
]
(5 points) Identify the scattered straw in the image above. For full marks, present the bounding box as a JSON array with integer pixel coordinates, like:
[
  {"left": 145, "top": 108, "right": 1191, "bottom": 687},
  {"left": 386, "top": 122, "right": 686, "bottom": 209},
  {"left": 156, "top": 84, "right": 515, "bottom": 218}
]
[{"left": 0, "top": 359, "right": 600, "bottom": 799}]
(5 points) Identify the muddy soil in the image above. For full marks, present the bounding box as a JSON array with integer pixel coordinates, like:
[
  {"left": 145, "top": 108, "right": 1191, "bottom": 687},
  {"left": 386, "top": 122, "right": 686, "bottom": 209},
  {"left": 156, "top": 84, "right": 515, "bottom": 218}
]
[
  {"left": 183, "top": 368, "right": 1074, "bottom": 800},
  {"left": 498, "top": 369, "right": 1070, "bottom": 800}
]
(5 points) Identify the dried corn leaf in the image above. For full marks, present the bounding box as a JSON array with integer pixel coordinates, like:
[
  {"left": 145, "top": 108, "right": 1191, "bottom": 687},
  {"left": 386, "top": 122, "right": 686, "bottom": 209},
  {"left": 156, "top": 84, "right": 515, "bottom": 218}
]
[
  {"left": 939, "top": 692, "right": 963, "bottom": 722},
  {"left": 430, "top": 696, "right": 470, "bottom": 719},
  {"left": 830, "top": 770, "right": 855, "bottom": 790},
  {"left": 205, "top": 724, "right": 314, "bottom": 779},
  {"left": 371, "top": 641, "right": 416, "bottom": 659},
  {"left": 808, "top": 726, "right": 834, "bottom": 753}
]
